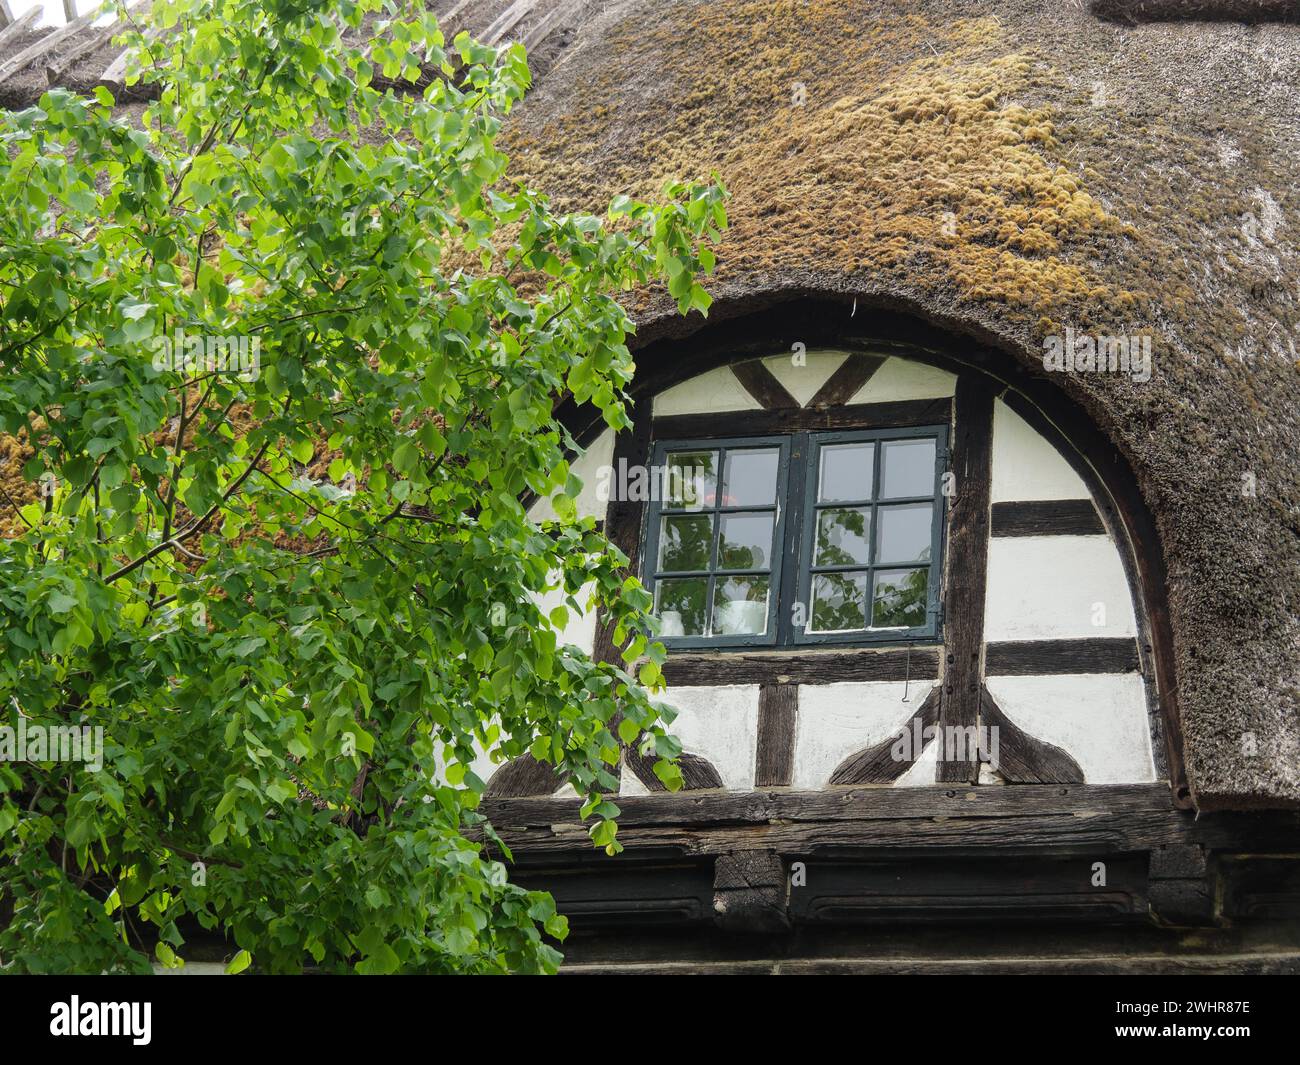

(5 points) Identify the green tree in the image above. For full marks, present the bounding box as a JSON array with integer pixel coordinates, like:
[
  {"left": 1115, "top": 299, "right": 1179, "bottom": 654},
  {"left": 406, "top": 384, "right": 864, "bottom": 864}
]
[{"left": 0, "top": 0, "right": 724, "bottom": 973}]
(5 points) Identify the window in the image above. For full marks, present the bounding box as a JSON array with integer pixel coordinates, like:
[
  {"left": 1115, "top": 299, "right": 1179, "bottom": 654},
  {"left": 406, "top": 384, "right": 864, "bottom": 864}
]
[{"left": 644, "top": 426, "right": 947, "bottom": 650}]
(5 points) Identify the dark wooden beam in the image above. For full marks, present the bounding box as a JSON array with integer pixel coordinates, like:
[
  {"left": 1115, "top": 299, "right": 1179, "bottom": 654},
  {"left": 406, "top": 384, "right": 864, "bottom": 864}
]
[
  {"left": 661, "top": 647, "right": 939, "bottom": 686},
  {"left": 592, "top": 399, "right": 661, "bottom": 792},
  {"left": 625, "top": 748, "right": 724, "bottom": 792},
  {"left": 808, "top": 353, "right": 886, "bottom": 409},
  {"left": 651, "top": 397, "right": 951, "bottom": 440},
  {"left": 754, "top": 684, "right": 798, "bottom": 787},
  {"left": 985, "top": 638, "right": 1141, "bottom": 675},
  {"left": 483, "top": 754, "right": 565, "bottom": 798},
  {"left": 482, "top": 783, "right": 1300, "bottom": 858},
  {"left": 939, "top": 376, "right": 995, "bottom": 782},
  {"left": 991, "top": 499, "right": 1104, "bottom": 537},
  {"left": 731, "top": 359, "right": 799, "bottom": 410},
  {"left": 979, "top": 685, "right": 1084, "bottom": 784},
  {"left": 830, "top": 685, "right": 941, "bottom": 785}
]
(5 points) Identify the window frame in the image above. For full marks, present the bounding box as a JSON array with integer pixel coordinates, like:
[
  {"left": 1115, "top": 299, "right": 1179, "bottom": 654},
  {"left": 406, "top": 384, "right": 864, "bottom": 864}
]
[
  {"left": 643, "top": 424, "right": 949, "bottom": 652},
  {"left": 792, "top": 425, "right": 948, "bottom": 647},
  {"left": 643, "top": 435, "right": 793, "bottom": 650}
]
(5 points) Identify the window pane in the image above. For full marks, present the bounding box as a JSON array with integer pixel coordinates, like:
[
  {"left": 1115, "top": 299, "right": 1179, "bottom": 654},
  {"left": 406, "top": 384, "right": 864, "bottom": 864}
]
[
  {"left": 818, "top": 443, "right": 874, "bottom": 503},
  {"left": 723, "top": 448, "right": 779, "bottom": 507},
  {"left": 664, "top": 450, "right": 717, "bottom": 510},
  {"left": 875, "top": 503, "right": 933, "bottom": 564},
  {"left": 872, "top": 568, "right": 929, "bottom": 628},
  {"left": 880, "top": 439, "right": 935, "bottom": 498},
  {"left": 809, "top": 571, "right": 867, "bottom": 632},
  {"left": 658, "top": 514, "right": 714, "bottom": 572},
  {"left": 718, "top": 512, "right": 773, "bottom": 571},
  {"left": 712, "top": 576, "right": 770, "bottom": 635},
  {"left": 655, "top": 578, "right": 709, "bottom": 637},
  {"left": 814, "top": 507, "right": 871, "bottom": 567}
]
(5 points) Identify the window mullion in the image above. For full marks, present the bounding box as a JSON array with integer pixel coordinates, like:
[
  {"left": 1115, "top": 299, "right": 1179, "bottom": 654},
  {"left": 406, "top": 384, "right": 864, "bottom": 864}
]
[
  {"left": 781, "top": 432, "right": 812, "bottom": 646},
  {"left": 703, "top": 448, "right": 725, "bottom": 636},
  {"left": 866, "top": 438, "right": 885, "bottom": 630}
]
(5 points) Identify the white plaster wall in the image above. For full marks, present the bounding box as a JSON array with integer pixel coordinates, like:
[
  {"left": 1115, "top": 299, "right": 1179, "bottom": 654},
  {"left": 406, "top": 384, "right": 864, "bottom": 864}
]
[
  {"left": 984, "top": 535, "right": 1137, "bottom": 641},
  {"left": 652, "top": 365, "right": 763, "bottom": 416},
  {"left": 792, "top": 681, "right": 933, "bottom": 789},
  {"left": 433, "top": 734, "right": 500, "bottom": 792},
  {"left": 620, "top": 684, "right": 760, "bottom": 792},
  {"left": 990, "top": 400, "right": 1090, "bottom": 502},
  {"left": 527, "top": 427, "right": 614, "bottom": 524},
  {"left": 848, "top": 356, "right": 957, "bottom": 404},
  {"left": 761, "top": 350, "right": 849, "bottom": 407},
  {"left": 896, "top": 738, "right": 941, "bottom": 787},
  {"left": 983, "top": 674, "right": 1156, "bottom": 784},
  {"left": 533, "top": 578, "right": 598, "bottom": 655}
]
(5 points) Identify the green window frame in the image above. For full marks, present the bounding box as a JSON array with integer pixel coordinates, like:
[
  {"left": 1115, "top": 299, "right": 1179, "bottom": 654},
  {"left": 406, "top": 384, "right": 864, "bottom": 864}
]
[{"left": 644, "top": 426, "right": 947, "bottom": 650}]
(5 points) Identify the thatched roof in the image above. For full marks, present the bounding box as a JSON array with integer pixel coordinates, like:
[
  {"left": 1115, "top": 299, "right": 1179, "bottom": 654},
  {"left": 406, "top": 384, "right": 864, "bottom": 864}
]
[
  {"left": 498, "top": 0, "right": 1300, "bottom": 810},
  {"left": 4, "top": 0, "right": 1298, "bottom": 808}
]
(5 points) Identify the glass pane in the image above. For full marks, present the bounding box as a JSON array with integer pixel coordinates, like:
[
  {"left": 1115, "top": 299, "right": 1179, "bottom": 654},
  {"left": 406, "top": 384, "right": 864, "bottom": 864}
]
[
  {"left": 818, "top": 443, "right": 874, "bottom": 503},
  {"left": 880, "top": 438, "right": 935, "bottom": 499},
  {"left": 814, "top": 507, "right": 871, "bottom": 567},
  {"left": 809, "top": 571, "right": 867, "bottom": 632},
  {"left": 712, "top": 577, "right": 769, "bottom": 636},
  {"left": 875, "top": 503, "right": 933, "bottom": 564},
  {"left": 723, "top": 448, "right": 779, "bottom": 507},
  {"left": 872, "top": 568, "right": 929, "bottom": 628},
  {"left": 718, "top": 512, "right": 773, "bottom": 571},
  {"left": 658, "top": 514, "right": 714, "bottom": 572},
  {"left": 664, "top": 450, "right": 717, "bottom": 510},
  {"left": 655, "top": 578, "right": 709, "bottom": 637}
]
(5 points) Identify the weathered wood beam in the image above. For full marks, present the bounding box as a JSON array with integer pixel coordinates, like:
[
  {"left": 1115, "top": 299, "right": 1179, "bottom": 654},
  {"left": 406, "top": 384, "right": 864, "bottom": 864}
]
[
  {"left": 0, "top": 5, "right": 41, "bottom": 49},
  {"left": 483, "top": 784, "right": 1300, "bottom": 858},
  {"left": 483, "top": 0, "right": 535, "bottom": 47},
  {"left": 938, "top": 376, "right": 995, "bottom": 782},
  {"left": 753, "top": 683, "right": 798, "bottom": 787},
  {"left": 438, "top": 0, "right": 478, "bottom": 35},
  {"left": 990, "top": 499, "right": 1104, "bottom": 537},
  {"left": 48, "top": 0, "right": 144, "bottom": 86},
  {"left": 62, "top": 0, "right": 77, "bottom": 23},
  {"left": 651, "top": 397, "right": 951, "bottom": 439},
  {"left": 979, "top": 684, "right": 1084, "bottom": 784},
  {"left": 483, "top": 753, "right": 564, "bottom": 798},
  {"left": 0, "top": 0, "right": 13, "bottom": 31},
  {"left": 830, "top": 685, "right": 940, "bottom": 784},
  {"left": 560, "top": 954, "right": 1300, "bottom": 976},
  {"left": 731, "top": 359, "right": 800, "bottom": 410},
  {"left": 521, "top": 0, "right": 587, "bottom": 53},
  {"left": 985, "top": 638, "right": 1140, "bottom": 676},
  {"left": 807, "top": 353, "right": 885, "bottom": 408},
  {"left": 660, "top": 646, "right": 940, "bottom": 686},
  {"left": 0, "top": 1, "right": 104, "bottom": 86}
]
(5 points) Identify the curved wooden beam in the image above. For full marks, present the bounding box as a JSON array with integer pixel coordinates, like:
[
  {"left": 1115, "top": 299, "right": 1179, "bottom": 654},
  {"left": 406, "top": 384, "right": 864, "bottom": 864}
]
[
  {"left": 625, "top": 745, "right": 723, "bottom": 792},
  {"left": 483, "top": 753, "right": 565, "bottom": 798},
  {"left": 830, "top": 685, "right": 941, "bottom": 785},
  {"left": 980, "top": 685, "right": 1085, "bottom": 784}
]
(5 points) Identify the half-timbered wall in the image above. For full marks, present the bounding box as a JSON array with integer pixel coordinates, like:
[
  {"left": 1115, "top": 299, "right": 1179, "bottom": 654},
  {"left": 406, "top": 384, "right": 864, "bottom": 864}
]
[{"left": 489, "top": 347, "right": 1160, "bottom": 797}]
